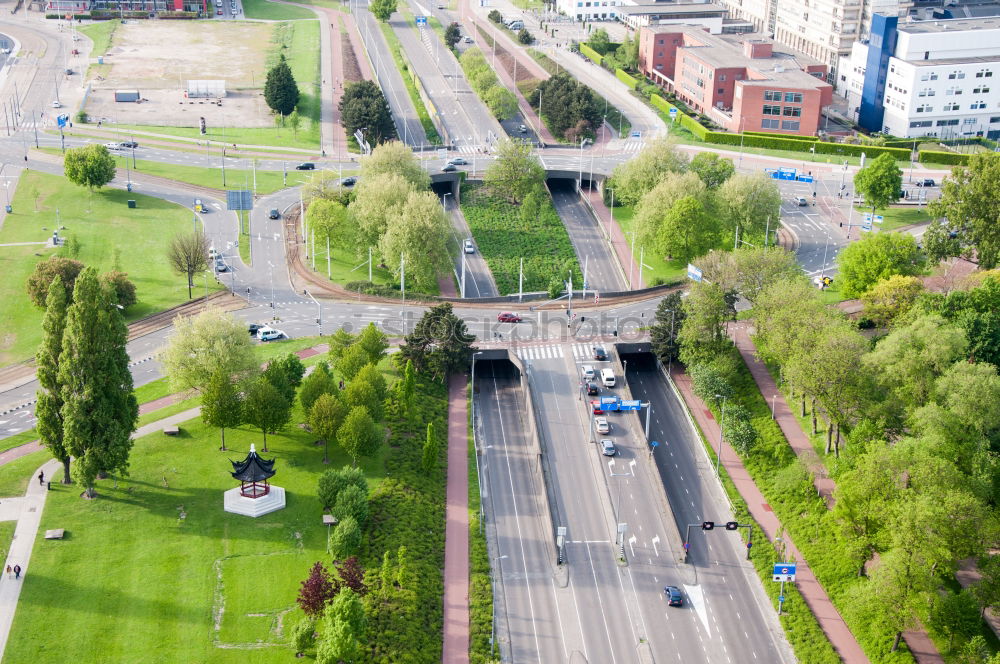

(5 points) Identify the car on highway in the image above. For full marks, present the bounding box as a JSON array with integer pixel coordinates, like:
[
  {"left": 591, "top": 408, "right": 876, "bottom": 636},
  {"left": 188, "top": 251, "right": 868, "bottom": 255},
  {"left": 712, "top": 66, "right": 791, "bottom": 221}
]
[
  {"left": 442, "top": 163, "right": 457, "bottom": 172},
  {"left": 916, "top": 178, "right": 936, "bottom": 187},
  {"left": 257, "top": 326, "right": 285, "bottom": 342},
  {"left": 796, "top": 196, "right": 808, "bottom": 206},
  {"left": 586, "top": 382, "right": 600, "bottom": 396},
  {"left": 464, "top": 36, "right": 473, "bottom": 43},
  {"left": 665, "top": 586, "right": 684, "bottom": 607},
  {"left": 268, "top": 208, "right": 280, "bottom": 219},
  {"left": 217, "top": 8, "right": 223, "bottom": 13},
  {"left": 104, "top": 142, "right": 121, "bottom": 150},
  {"left": 51, "top": 100, "right": 62, "bottom": 108},
  {"left": 600, "top": 439, "right": 617, "bottom": 456},
  {"left": 120, "top": 140, "right": 139, "bottom": 148},
  {"left": 591, "top": 400, "right": 605, "bottom": 414},
  {"left": 341, "top": 176, "right": 357, "bottom": 186},
  {"left": 464, "top": 238, "right": 475, "bottom": 254},
  {"left": 208, "top": 247, "right": 220, "bottom": 259},
  {"left": 497, "top": 312, "right": 521, "bottom": 323},
  {"left": 448, "top": 157, "right": 468, "bottom": 165},
  {"left": 214, "top": 257, "right": 229, "bottom": 272},
  {"left": 593, "top": 346, "right": 607, "bottom": 361},
  {"left": 295, "top": 162, "right": 315, "bottom": 170},
  {"left": 518, "top": 124, "right": 527, "bottom": 133},
  {"left": 248, "top": 323, "right": 264, "bottom": 336},
  {"left": 594, "top": 417, "right": 610, "bottom": 434},
  {"left": 581, "top": 364, "right": 596, "bottom": 380}
]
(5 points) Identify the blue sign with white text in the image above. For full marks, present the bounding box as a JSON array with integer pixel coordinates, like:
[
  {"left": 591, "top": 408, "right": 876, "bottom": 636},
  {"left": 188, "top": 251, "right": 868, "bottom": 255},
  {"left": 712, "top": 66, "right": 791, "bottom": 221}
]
[{"left": 619, "top": 400, "right": 641, "bottom": 411}]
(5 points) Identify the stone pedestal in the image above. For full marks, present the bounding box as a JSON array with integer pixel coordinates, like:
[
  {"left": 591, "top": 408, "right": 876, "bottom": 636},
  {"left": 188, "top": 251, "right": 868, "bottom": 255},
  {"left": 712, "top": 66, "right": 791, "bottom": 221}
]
[{"left": 223, "top": 485, "right": 286, "bottom": 517}]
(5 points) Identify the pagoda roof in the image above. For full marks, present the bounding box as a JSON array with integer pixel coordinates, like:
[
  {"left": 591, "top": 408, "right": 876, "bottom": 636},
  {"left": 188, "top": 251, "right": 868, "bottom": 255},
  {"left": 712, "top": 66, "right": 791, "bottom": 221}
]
[{"left": 230, "top": 444, "right": 276, "bottom": 482}]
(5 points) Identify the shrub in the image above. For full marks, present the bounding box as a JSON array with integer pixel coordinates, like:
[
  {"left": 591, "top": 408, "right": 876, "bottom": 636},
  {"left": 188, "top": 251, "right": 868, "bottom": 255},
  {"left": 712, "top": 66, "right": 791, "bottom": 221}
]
[
  {"left": 918, "top": 149, "right": 970, "bottom": 165},
  {"left": 329, "top": 515, "right": 361, "bottom": 558},
  {"left": 517, "top": 28, "right": 533, "bottom": 44},
  {"left": 332, "top": 484, "right": 370, "bottom": 526},
  {"left": 579, "top": 42, "right": 603, "bottom": 65},
  {"left": 487, "top": 9, "right": 501, "bottom": 22},
  {"left": 318, "top": 466, "right": 367, "bottom": 510},
  {"left": 615, "top": 68, "right": 638, "bottom": 90}
]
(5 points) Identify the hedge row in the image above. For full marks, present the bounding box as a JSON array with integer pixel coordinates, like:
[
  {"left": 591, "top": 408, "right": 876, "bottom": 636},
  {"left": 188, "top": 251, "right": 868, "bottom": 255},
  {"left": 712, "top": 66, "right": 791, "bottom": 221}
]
[
  {"left": 615, "top": 68, "right": 638, "bottom": 90},
  {"left": 741, "top": 130, "right": 818, "bottom": 142},
  {"left": 918, "top": 149, "right": 970, "bottom": 165},
  {"left": 579, "top": 43, "right": 603, "bottom": 66},
  {"left": 650, "top": 93, "right": 708, "bottom": 139}
]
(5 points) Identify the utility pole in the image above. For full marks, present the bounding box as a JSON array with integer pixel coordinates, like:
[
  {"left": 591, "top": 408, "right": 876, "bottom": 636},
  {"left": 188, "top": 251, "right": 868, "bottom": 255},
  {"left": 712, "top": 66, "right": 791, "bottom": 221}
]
[{"left": 518, "top": 257, "right": 523, "bottom": 303}]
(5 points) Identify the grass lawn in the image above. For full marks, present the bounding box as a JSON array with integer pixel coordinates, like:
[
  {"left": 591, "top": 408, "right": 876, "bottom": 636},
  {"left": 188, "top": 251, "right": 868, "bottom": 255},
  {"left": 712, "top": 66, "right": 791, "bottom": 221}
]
[
  {"left": 611, "top": 205, "right": 686, "bottom": 286},
  {"left": 460, "top": 182, "right": 579, "bottom": 294},
  {"left": 113, "top": 122, "right": 321, "bottom": 151},
  {"left": 0, "top": 450, "right": 50, "bottom": 499},
  {"left": 242, "top": 0, "right": 316, "bottom": 20},
  {"left": 0, "top": 170, "right": 217, "bottom": 367},
  {"left": 0, "top": 522, "right": 15, "bottom": 565},
  {"left": 378, "top": 22, "right": 442, "bottom": 145},
  {"left": 861, "top": 205, "right": 932, "bottom": 233},
  {"left": 77, "top": 21, "right": 118, "bottom": 54},
  {"left": 303, "top": 243, "right": 395, "bottom": 287},
  {"left": 0, "top": 430, "right": 39, "bottom": 455}
]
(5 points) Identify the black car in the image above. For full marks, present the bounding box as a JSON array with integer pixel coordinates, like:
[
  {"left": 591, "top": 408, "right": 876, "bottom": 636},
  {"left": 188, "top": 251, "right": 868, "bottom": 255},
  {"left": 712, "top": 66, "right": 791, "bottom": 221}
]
[
  {"left": 295, "top": 162, "right": 316, "bottom": 170},
  {"left": 268, "top": 208, "right": 280, "bottom": 219},
  {"left": 120, "top": 140, "right": 138, "bottom": 148},
  {"left": 593, "top": 346, "right": 607, "bottom": 361},
  {"left": 342, "top": 176, "right": 357, "bottom": 186},
  {"left": 916, "top": 178, "right": 935, "bottom": 187},
  {"left": 586, "top": 382, "right": 600, "bottom": 396},
  {"left": 248, "top": 323, "right": 264, "bottom": 336},
  {"left": 442, "top": 163, "right": 457, "bottom": 172},
  {"left": 665, "top": 586, "right": 683, "bottom": 607}
]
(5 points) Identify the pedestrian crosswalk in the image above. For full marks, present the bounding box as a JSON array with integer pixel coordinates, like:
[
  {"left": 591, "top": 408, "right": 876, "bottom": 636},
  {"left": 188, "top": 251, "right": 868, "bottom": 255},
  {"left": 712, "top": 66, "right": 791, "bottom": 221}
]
[
  {"left": 513, "top": 343, "right": 597, "bottom": 361},
  {"left": 618, "top": 140, "right": 646, "bottom": 153}
]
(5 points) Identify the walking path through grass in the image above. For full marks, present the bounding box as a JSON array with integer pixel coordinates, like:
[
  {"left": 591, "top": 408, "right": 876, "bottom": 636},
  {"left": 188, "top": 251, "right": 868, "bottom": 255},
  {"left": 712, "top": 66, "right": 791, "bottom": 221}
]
[{"left": 442, "top": 374, "right": 470, "bottom": 663}]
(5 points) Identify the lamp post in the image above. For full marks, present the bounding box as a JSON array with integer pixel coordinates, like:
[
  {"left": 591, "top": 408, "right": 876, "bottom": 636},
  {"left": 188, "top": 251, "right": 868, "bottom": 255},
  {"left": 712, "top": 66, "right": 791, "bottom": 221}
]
[
  {"left": 578, "top": 137, "right": 586, "bottom": 192},
  {"left": 715, "top": 394, "right": 727, "bottom": 476}
]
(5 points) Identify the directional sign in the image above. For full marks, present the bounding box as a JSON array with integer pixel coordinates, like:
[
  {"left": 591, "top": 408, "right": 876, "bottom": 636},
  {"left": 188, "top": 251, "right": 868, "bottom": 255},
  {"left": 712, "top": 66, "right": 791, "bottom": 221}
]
[
  {"left": 56, "top": 114, "right": 69, "bottom": 128},
  {"left": 772, "top": 563, "right": 797, "bottom": 582},
  {"left": 669, "top": 108, "right": 678, "bottom": 121},
  {"left": 631, "top": 130, "right": 641, "bottom": 138},
  {"left": 687, "top": 263, "right": 703, "bottom": 283},
  {"left": 226, "top": 190, "right": 253, "bottom": 211},
  {"left": 874, "top": 214, "right": 884, "bottom": 224},
  {"left": 416, "top": 15, "right": 427, "bottom": 25},
  {"left": 650, "top": 440, "right": 659, "bottom": 448},
  {"left": 776, "top": 167, "right": 797, "bottom": 181},
  {"left": 600, "top": 396, "right": 620, "bottom": 410},
  {"left": 862, "top": 219, "right": 873, "bottom": 232},
  {"left": 796, "top": 174, "right": 813, "bottom": 183},
  {"left": 619, "top": 400, "right": 641, "bottom": 411}
]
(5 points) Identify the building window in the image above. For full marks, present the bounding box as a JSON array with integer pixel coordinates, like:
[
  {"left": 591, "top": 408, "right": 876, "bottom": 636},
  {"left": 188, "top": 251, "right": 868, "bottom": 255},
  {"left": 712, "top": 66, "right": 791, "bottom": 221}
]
[
  {"left": 655, "top": 64, "right": 663, "bottom": 70},
  {"left": 718, "top": 88, "right": 725, "bottom": 94},
  {"left": 781, "top": 120, "right": 801, "bottom": 130},
  {"left": 944, "top": 102, "right": 960, "bottom": 111},
  {"left": 658, "top": 39, "right": 664, "bottom": 45},
  {"left": 972, "top": 101, "right": 987, "bottom": 109},
  {"left": 784, "top": 92, "right": 803, "bottom": 103},
  {"left": 909, "top": 120, "right": 933, "bottom": 128},
  {"left": 976, "top": 69, "right": 993, "bottom": 78},
  {"left": 937, "top": 119, "right": 959, "bottom": 126},
  {"left": 764, "top": 90, "right": 782, "bottom": 101},
  {"left": 964, "top": 117, "right": 977, "bottom": 125},
  {"left": 919, "top": 88, "right": 935, "bottom": 97},
  {"left": 783, "top": 106, "right": 802, "bottom": 117},
  {"left": 974, "top": 86, "right": 990, "bottom": 94},
  {"left": 916, "top": 104, "right": 933, "bottom": 113},
  {"left": 948, "top": 71, "right": 966, "bottom": 80},
  {"left": 991, "top": 117, "right": 1000, "bottom": 123},
  {"left": 761, "top": 118, "right": 780, "bottom": 129},
  {"left": 719, "top": 74, "right": 726, "bottom": 81},
  {"left": 762, "top": 104, "right": 781, "bottom": 115}
]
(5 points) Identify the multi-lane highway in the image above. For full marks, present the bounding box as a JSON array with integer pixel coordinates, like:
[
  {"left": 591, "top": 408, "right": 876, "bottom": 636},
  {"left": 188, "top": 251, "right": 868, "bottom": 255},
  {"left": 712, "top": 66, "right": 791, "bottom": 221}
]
[{"left": 549, "top": 180, "right": 627, "bottom": 293}]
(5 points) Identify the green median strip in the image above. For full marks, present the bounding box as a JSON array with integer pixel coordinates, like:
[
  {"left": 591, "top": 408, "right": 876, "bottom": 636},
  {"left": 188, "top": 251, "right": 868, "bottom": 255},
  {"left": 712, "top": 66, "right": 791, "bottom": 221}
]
[{"left": 377, "top": 22, "right": 442, "bottom": 145}]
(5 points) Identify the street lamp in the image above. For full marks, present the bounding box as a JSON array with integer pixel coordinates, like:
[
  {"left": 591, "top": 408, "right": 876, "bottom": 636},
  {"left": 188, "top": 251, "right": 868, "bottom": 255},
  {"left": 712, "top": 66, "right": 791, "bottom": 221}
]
[{"left": 714, "top": 394, "right": 727, "bottom": 476}]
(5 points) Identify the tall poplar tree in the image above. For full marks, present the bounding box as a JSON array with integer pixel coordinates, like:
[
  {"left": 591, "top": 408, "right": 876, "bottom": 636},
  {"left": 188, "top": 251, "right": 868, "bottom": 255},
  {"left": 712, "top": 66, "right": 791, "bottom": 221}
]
[
  {"left": 59, "top": 268, "right": 138, "bottom": 497},
  {"left": 201, "top": 369, "right": 243, "bottom": 451},
  {"left": 35, "top": 276, "right": 72, "bottom": 483}
]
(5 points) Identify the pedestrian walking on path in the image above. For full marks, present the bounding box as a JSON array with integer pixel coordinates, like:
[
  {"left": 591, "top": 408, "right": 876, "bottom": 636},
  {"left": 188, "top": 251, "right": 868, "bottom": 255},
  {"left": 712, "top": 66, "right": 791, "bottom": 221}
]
[
  {"left": 4, "top": 566, "right": 9, "bottom": 580},
  {"left": 37, "top": 471, "right": 43, "bottom": 486},
  {"left": 11, "top": 566, "right": 19, "bottom": 581}
]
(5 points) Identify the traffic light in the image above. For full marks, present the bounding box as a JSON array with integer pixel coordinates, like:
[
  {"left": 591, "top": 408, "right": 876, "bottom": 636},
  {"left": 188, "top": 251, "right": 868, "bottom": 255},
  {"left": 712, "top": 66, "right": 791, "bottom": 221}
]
[
  {"left": 701, "top": 521, "right": 714, "bottom": 531},
  {"left": 580, "top": 316, "right": 585, "bottom": 323},
  {"left": 199, "top": 116, "right": 207, "bottom": 135},
  {"left": 725, "top": 521, "right": 739, "bottom": 531}
]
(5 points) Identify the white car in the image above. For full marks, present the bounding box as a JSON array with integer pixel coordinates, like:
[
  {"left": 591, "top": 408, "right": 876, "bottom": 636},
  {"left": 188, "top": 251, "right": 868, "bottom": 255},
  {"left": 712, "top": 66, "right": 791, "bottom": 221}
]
[
  {"left": 463, "top": 238, "right": 475, "bottom": 254},
  {"left": 594, "top": 417, "right": 610, "bottom": 434},
  {"left": 104, "top": 142, "right": 121, "bottom": 150},
  {"left": 51, "top": 100, "right": 62, "bottom": 108},
  {"left": 582, "top": 365, "right": 596, "bottom": 380},
  {"left": 256, "top": 326, "right": 284, "bottom": 342}
]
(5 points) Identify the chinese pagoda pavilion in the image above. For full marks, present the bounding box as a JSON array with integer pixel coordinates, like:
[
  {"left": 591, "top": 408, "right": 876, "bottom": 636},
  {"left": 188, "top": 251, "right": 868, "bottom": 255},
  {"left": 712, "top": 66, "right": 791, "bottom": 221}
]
[{"left": 223, "top": 444, "right": 286, "bottom": 517}]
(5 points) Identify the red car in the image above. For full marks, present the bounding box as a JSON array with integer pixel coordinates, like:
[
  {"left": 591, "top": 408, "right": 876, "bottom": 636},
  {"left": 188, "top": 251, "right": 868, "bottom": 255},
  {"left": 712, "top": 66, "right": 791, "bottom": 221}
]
[
  {"left": 591, "top": 400, "right": 604, "bottom": 415},
  {"left": 497, "top": 312, "right": 522, "bottom": 323}
]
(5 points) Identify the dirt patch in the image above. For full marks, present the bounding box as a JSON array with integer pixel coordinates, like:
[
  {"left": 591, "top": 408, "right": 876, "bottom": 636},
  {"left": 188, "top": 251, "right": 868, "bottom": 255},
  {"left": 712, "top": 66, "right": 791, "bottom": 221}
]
[
  {"left": 84, "top": 21, "right": 277, "bottom": 128},
  {"left": 342, "top": 35, "right": 362, "bottom": 83}
]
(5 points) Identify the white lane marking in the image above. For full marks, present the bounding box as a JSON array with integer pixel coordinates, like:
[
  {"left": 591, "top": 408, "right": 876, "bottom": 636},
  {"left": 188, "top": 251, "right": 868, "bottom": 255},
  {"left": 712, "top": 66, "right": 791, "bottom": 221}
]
[
  {"left": 585, "top": 542, "right": 618, "bottom": 664},
  {"left": 685, "top": 584, "right": 711, "bottom": 635},
  {"left": 652, "top": 535, "right": 660, "bottom": 557}
]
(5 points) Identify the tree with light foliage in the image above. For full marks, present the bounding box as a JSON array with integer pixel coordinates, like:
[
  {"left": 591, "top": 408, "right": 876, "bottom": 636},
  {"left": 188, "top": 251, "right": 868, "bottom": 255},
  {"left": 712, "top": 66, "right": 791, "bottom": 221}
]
[
  {"left": 860, "top": 274, "right": 925, "bottom": 328},
  {"left": 360, "top": 140, "right": 429, "bottom": 190},
  {"left": 483, "top": 138, "right": 545, "bottom": 204},
  {"left": 379, "top": 190, "right": 450, "bottom": 292},
  {"left": 161, "top": 308, "right": 257, "bottom": 394},
  {"left": 606, "top": 137, "right": 689, "bottom": 206},
  {"left": 837, "top": 231, "right": 924, "bottom": 299},
  {"left": 716, "top": 172, "right": 782, "bottom": 243}
]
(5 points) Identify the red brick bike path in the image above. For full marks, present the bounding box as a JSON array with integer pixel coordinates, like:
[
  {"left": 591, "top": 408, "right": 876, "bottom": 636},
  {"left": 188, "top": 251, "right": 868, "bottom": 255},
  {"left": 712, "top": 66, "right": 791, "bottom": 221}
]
[{"left": 441, "top": 373, "right": 470, "bottom": 663}]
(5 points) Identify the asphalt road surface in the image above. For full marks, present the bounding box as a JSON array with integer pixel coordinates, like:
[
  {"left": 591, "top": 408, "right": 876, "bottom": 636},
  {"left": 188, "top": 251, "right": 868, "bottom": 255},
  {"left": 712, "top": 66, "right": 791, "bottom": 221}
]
[{"left": 549, "top": 180, "right": 626, "bottom": 293}]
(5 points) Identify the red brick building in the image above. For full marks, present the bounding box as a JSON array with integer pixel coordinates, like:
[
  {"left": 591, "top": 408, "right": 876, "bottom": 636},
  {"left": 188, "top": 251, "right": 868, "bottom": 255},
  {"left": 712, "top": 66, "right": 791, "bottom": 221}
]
[{"left": 639, "top": 26, "right": 833, "bottom": 136}]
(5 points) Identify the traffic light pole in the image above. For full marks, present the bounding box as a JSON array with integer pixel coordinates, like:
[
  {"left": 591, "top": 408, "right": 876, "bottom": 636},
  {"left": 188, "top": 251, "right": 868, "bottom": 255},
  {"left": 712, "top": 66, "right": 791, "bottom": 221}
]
[{"left": 683, "top": 521, "right": 753, "bottom": 564}]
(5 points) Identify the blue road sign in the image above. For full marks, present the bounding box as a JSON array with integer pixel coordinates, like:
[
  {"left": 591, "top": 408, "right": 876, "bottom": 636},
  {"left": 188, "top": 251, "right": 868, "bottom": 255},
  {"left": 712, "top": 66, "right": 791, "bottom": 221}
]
[
  {"left": 619, "top": 400, "right": 641, "bottom": 411},
  {"left": 779, "top": 595, "right": 785, "bottom": 602},
  {"left": 631, "top": 130, "right": 641, "bottom": 138},
  {"left": 56, "top": 114, "right": 69, "bottom": 128},
  {"left": 600, "top": 396, "right": 620, "bottom": 411},
  {"left": 416, "top": 15, "right": 427, "bottom": 25},
  {"left": 776, "top": 167, "right": 797, "bottom": 181},
  {"left": 650, "top": 440, "right": 659, "bottom": 448},
  {"left": 687, "top": 263, "right": 703, "bottom": 282},
  {"left": 669, "top": 108, "right": 678, "bottom": 121},
  {"left": 772, "top": 563, "right": 797, "bottom": 582},
  {"left": 796, "top": 174, "right": 813, "bottom": 183},
  {"left": 226, "top": 190, "right": 253, "bottom": 211}
]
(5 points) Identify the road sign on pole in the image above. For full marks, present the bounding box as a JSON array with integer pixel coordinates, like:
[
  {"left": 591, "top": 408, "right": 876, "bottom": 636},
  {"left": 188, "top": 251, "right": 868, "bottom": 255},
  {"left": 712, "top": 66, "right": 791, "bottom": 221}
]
[
  {"left": 772, "top": 563, "right": 797, "bottom": 582},
  {"left": 416, "top": 15, "right": 427, "bottom": 25},
  {"left": 669, "top": 108, "right": 678, "bottom": 122},
  {"left": 619, "top": 400, "right": 641, "bottom": 411},
  {"left": 687, "top": 263, "right": 703, "bottom": 282}
]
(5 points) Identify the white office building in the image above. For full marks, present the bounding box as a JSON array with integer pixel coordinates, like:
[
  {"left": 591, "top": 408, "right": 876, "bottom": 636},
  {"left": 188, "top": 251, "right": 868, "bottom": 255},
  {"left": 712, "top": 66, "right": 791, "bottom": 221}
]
[{"left": 840, "top": 16, "right": 1000, "bottom": 138}]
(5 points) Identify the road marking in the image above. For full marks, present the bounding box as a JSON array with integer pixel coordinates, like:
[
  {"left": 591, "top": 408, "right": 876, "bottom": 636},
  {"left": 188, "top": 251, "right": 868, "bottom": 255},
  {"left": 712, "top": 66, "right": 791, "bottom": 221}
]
[
  {"left": 684, "top": 584, "right": 711, "bottom": 635},
  {"left": 584, "top": 542, "right": 618, "bottom": 664},
  {"left": 652, "top": 535, "right": 660, "bottom": 557}
]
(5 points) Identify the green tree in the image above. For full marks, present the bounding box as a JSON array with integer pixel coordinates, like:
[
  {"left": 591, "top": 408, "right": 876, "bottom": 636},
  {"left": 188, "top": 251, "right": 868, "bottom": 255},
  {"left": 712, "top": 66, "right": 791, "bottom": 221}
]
[
  {"left": 837, "top": 231, "right": 924, "bottom": 298},
  {"left": 268, "top": 353, "right": 306, "bottom": 394},
  {"left": 586, "top": 28, "right": 612, "bottom": 54},
  {"left": 517, "top": 28, "right": 533, "bottom": 44},
  {"left": 59, "top": 268, "right": 138, "bottom": 497},
  {"left": 361, "top": 140, "right": 430, "bottom": 190},
  {"left": 200, "top": 369, "right": 243, "bottom": 451},
  {"left": 633, "top": 172, "right": 707, "bottom": 256},
  {"left": 398, "top": 302, "right": 476, "bottom": 379},
  {"left": 716, "top": 172, "right": 782, "bottom": 243},
  {"left": 166, "top": 231, "right": 209, "bottom": 300},
  {"left": 336, "top": 343, "right": 370, "bottom": 382},
  {"left": 291, "top": 616, "right": 317, "bottom": 656},
  {"left": 343, "top": 379, "right": 383, "bottom": 422},
  {"left": 63, "top": 144, "right": 116, "bottom": 190},
  {"left": 851, "top": 547, "right": 934, "bottom": 653},
  {"left": 378, "top": 190, "right": 451, "bottom": 292},
  {"left": 26, "top": 256, "right": 84, "bottom": 308},
  {"left": 651, "top": 195, "right": 719, "bottom": 265},
  {"left": 927, "top": 152, "right": 1000, "bottom": 268},
  {"left": 307, "top": 199, "right": 352, "bottom": 252},
  {"left": 484, "top": 85, "right": 519, "bottom": 120},
  {"left": 263, "top": 54, "right": 299, "bottom": 116},
  {"left": 934, "top": 361, "right": 1000, "bottom": 443},
  {"left": 929, "top": 590, "right": 981, "bottom": 651},
  {"left": 530, "top": 72, "right": 601, "bottom": 141},
  {"left": 854, "top": 152, "right": 903, "bottom": 215},
  {"left": 606, "top": 137, "right": 689, "bottom": 206},
  {"left": 444, "top": 21, "right": 461, "bottom": 48},
  {"left": 35, "top": 276, "right": 72, "bottom": 483},
  {"left": 727, "top": 247, "right": 802, "bottom": 305},
  {"left": 487, "top": 8, "right": 501, "bottom": 22},
  {"left": 242, "top": 376, "right": 291, "bottom": 452},
  {"left": 722, "top": 403, "right": 756, "bottom": 454},
  {"left": 317, "top": 465, "right": 367, "bottom": 511},
  {"left": 326, "top": 328, "right": 355, "bottom": 366},
  {"left": 861, "top": 274, "right": 925, "bottom": 327},
  {"left": 650, "top": 292, "right": 685, "bottom": 366},
  {"left": 310, "top": 392, "right": 349, "bottom": 464},
  {"left": 356, "top": 322, "right": 389, "bottom": 366},
  {"left": 328, "top": 515, "right": 362, "bottom": 561},
  {"left": 161, "top": 308, "right": 258, "bottom": 394},
  {"left": 349, "top": 172, "right": 416, "bottom": 251},
  {"left": 939, "top": 275, "right": 1000, "bottom": 367},
  {"left": 287, "top": 107, "right": 302, "bottom": 137},
  {"left": 338, "top": 406, "right": 382, "bottom": 465},
  {"left": 677, "top": 282, "right": 732, "bottom": 367},
  {"left": 689, "top": 152, "right": 735, "bottom": 189},
  {"left": 833, "top": 441, "right": 899, "bottom": 576},
  {"left": 483, "top": 138, "right": 545, "bottom": 204},
  {"left": 332, "top": 484, "right": 368, "bottom": 526},
  {"left": 339, "top": 80, "right": 396, "bottom": 145},
  {"left": 299, "top": 362, "right": 337, "bottom": 416},
  {"left": 100, "top": 270, "right": 137, "bottom": 310},
  {"left": 369, "top": 0, "right": 397, "bottom": 21},
  {"left": 972, "top": 554, "right": 1000, "bottom": 618},
  {"left": 688, "top": 363, "right": 732, "bottom": 406},
  {"left": 396, "top": 358, "right": 416, "bottom": 418},
  {"left": 422, "top": 421, "right": 439, "bottom": 472},
  {"left": 353, "top": 364, "right": 387, "bottom": 408}
]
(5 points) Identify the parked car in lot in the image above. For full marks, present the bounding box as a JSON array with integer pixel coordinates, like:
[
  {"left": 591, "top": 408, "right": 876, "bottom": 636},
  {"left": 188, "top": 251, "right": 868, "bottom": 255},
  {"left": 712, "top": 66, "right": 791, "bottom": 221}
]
[
  {"left": 295, "top": 162, "right": 315, "bottom": 170},
  {"left": 594, "top": 417, "right": 610, "bottom": 434},
  {"left": 464, "top": 36, "right": 473, "bottom": 43},
  {"left": 601, "top": 439, "right": 617, "bottom": 456},
  {"left": 464, "top": 238, "right": 475, "bottom": 254},
  {"left": 665, "top": 586, "right": 683, "bottom": 607},
  {"left": 586, "top": 382, "right": 600, "bottom": 396},
  {"left": 497, "top": 312, "right": 521, "bottom": 323},
  {"left": 268, "top": 208, "right": 280, "bottom": 219},
  {"left": 593, "top": 346, "right": 607, "bottom": 361},
  {"left": 256, "top": 326, "right": 285, "bottom": 342}
]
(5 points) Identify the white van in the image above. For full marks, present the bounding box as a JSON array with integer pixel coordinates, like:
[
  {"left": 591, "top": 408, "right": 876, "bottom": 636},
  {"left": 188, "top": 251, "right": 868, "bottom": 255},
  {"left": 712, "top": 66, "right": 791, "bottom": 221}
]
[{"left": 601, "top": 368, "right": 615, "bottom": 388}]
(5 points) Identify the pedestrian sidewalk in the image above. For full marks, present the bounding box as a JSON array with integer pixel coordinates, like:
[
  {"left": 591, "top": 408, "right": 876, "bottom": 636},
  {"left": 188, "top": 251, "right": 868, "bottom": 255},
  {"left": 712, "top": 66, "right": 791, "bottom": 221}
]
[
  {"left": 726, "top": 321, "right": 944, "bottom": 664},
  {"left": 670, "top": 365, "right": 870, "bottom": 664},
  {"left": 441, "top": 373, "right": 470, "bottom": 664}
]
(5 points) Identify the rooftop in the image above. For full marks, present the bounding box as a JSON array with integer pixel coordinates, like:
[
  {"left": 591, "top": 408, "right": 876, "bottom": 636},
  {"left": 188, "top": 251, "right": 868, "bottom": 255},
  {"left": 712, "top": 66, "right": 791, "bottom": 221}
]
[
  {"left": 616, "top": 2, "right": 726, "bottom": 16},
  {"left": 898, "top": 16, "right": 1000, "bottom": 33}
]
